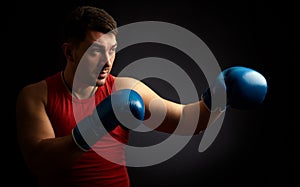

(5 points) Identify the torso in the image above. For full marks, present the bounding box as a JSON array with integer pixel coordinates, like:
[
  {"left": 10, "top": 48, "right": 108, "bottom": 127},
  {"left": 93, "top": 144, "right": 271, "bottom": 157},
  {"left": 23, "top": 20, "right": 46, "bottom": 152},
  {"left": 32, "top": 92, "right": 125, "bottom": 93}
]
[{"left": 39, "top": 72, "right": 130, "bottom": 187}]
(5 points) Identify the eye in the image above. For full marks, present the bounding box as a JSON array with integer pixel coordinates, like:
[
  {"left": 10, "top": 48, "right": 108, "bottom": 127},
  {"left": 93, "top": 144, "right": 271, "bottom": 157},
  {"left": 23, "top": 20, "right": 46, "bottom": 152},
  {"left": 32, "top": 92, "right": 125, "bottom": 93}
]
[
  {"left": 87, "top": 47, "right": 103, "bottom": 56},
  {"left": 110, "top": 46, "right": 117, "bottom": 53}
]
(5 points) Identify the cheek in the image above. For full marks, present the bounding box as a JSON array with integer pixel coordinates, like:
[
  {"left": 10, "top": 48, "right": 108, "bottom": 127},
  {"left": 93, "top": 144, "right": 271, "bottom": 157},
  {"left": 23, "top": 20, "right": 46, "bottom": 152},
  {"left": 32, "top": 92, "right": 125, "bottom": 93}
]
[
  {"left": 80, "top": 55, "right": 99, "bottom": 67},
  {"left": 110, "top": 55, "right": 116, "bottom": 60},
  {"left": 109, "top": 55, "right": 116, "bottom": 64}
]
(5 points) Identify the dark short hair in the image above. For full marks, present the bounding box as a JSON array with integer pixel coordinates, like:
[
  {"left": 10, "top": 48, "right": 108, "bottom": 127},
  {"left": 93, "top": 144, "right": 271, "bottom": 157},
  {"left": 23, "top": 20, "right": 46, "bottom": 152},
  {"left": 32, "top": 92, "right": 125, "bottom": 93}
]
[{"left": 64, "top": 6, "right": 117, "bottom": 44}]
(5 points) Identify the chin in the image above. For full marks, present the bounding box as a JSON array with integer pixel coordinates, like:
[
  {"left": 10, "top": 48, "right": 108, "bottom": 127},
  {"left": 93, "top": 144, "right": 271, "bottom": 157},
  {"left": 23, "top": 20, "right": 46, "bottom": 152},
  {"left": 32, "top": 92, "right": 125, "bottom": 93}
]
[{"left": 96, "top": 78, "right": 107, "bottom": 86}]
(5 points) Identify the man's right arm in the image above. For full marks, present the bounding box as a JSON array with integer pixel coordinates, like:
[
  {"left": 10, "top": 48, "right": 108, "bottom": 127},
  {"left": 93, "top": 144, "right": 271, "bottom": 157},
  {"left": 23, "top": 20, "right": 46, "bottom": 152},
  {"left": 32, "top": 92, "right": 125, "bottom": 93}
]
[{"left": 16, "top": 81, "right": 84, "bottom": 175}]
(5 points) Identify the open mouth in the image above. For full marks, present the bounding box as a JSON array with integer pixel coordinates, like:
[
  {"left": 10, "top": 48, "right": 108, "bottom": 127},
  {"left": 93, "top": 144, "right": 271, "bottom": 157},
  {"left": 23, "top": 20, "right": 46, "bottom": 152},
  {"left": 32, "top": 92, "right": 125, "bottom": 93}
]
[{"left": 98, "top": 68, "right": 109, "bottom": 78}]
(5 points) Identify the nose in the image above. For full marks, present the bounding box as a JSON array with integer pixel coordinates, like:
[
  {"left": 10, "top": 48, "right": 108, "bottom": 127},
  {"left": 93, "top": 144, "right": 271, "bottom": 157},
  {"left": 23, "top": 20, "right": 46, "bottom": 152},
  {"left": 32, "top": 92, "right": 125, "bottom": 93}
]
[{"left": 100, "top": 52, "right": 112, "bottom": 68}]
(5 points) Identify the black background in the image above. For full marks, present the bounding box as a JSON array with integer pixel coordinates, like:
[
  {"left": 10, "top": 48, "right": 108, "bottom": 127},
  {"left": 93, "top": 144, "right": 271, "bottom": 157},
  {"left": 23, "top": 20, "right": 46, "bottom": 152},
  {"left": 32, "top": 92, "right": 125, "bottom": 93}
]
[{"left": 4, "top": 0, "right": 293, "bottom": 186}]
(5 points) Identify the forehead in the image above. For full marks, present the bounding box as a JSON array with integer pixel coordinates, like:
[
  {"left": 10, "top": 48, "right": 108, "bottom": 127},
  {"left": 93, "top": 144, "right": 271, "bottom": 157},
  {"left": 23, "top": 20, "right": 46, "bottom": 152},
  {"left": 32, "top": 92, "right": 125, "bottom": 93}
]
[{"left": 85, "top": 30, "right": 117, "bottom": 46}]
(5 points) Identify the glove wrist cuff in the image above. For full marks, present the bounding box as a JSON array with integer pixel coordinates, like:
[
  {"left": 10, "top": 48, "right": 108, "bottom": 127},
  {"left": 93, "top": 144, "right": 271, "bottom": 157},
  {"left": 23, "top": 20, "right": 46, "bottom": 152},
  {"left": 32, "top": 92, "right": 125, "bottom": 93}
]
[
  {"left": 72, "top": 126, "right": 91, "bottom": 152},
  {"left": 201, "top": 88, "right": 227, "bottom": 112}
]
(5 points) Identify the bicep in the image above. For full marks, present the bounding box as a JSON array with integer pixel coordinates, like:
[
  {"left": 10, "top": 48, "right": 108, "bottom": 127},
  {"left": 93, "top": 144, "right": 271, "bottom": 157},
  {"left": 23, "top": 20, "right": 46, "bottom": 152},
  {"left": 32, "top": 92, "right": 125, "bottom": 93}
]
[{"left": 16, "top": 83, "right": 55, "bottom": 158}]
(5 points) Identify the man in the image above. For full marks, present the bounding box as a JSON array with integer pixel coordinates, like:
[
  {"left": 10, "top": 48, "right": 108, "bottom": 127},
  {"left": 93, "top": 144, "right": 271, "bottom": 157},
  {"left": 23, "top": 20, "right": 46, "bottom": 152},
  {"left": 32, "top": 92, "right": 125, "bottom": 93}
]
[{"left": 16, "top": 5, "right": 267, "bottom": 187}]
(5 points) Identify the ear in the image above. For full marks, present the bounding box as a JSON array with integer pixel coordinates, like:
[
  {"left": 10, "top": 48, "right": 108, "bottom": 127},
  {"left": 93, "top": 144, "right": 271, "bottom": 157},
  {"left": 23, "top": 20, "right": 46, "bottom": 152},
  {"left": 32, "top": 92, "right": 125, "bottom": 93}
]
[{"left": 62, "top": 43, "right": 74, "bottom": 62}]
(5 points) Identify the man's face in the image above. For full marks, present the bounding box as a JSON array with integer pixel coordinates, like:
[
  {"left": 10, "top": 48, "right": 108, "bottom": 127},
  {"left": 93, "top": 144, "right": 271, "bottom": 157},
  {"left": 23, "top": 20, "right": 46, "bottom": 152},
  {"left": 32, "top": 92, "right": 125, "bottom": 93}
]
[{"left": 74, "top": 30, "right": 117, "bottom": 87}]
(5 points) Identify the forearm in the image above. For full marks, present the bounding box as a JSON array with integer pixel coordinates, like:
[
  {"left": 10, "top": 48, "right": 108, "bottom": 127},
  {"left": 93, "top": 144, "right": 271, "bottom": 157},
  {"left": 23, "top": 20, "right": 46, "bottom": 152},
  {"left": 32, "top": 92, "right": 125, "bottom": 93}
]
[
  {"left": 183, "top": 101, "right": 210, "bottom": 134},
  {"left": 25, "top": 135, "right": 83, "bottom": 175},
  {"left": 150, "top": 99, "right": 223, "bottom": 135},
  {"left": 179, "top": 100, "right": 224, "bottom": 135}
]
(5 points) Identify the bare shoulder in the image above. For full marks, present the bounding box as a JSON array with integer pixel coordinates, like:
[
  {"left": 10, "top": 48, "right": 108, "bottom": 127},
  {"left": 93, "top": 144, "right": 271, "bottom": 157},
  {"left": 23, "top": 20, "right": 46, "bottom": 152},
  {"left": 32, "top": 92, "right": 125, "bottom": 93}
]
[
  {"left": 114, "top": 76, "right": 153, "bottom": 94},
  {"left": 114, "top": 76, "right": 141, "bottom": 90},
  {"left": 17, "top": 80, "right": 48, "bottom": 106},
  {"left": 114, "top": 76, "right": 161, "bottom": 101}
]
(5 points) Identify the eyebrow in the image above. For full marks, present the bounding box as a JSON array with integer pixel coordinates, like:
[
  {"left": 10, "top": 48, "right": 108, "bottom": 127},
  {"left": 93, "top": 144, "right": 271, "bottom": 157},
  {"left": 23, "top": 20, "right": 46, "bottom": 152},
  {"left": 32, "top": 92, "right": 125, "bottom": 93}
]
[{"left": 91, "top": 42, "right": 118, "bottom": 49}]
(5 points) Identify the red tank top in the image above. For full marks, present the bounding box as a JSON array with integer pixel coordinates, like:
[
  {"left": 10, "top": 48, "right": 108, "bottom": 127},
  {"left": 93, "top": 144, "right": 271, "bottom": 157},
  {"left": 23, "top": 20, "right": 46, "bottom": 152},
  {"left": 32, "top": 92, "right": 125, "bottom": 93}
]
[{"left": 43, "top": 72, "right": 130, "bottom": 187}]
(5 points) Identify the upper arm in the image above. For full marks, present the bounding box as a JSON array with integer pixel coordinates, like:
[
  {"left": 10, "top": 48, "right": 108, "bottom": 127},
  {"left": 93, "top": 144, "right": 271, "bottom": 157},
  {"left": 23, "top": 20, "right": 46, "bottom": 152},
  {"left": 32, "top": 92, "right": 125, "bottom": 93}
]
[
  {"left": 114, "top": 77, "right": 183, "bottom": 133},
  {"left": 16, "top": 81, "right": 55, "bottom": 161}
]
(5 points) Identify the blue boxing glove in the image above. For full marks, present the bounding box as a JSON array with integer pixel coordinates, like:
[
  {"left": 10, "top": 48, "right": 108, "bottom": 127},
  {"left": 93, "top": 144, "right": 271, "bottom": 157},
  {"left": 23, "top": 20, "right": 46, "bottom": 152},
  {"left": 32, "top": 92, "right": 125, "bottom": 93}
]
[
  {"left": 72, "top": 89, "right": 145, "bottom": 151},
  {"left": 202, "top": 66, "right": 268, "bottom": 111}
]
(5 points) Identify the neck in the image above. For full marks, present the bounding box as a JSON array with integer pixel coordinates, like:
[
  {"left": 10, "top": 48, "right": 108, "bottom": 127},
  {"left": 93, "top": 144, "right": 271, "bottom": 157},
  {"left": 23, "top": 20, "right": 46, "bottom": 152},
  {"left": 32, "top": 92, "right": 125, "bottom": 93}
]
[
  {"left": 61, "top": 71, "right": 73, "bottom": 93},
  {"left": 61, "top": 71, "right": 98, "bottom": 99}
]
